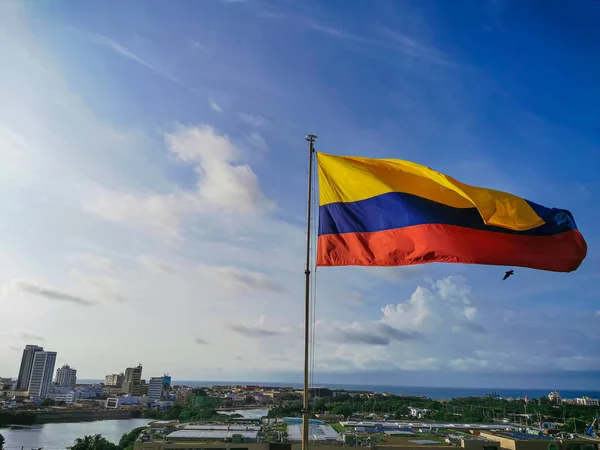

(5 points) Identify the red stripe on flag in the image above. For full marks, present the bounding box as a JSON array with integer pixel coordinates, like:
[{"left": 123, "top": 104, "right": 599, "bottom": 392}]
[{"left": 317, "top": 224, "right": 586, "bottom": 272}]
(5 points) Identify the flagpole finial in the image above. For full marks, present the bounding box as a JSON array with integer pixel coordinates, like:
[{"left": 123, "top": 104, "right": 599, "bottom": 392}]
[{"left": 305, "top": 134, "right": 318, "bottom": 142}]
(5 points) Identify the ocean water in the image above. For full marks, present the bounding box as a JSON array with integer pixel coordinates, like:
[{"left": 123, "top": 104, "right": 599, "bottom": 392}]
[{"left": 78, "top": 380, "right": 600, "bottom": 400}]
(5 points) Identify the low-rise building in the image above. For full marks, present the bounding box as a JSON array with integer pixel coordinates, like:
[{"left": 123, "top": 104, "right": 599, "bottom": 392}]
[
  {"left": 408, "top": 407, "right": 429, "bottom": 418},
  {"left": 47, "top": 385, "right": 77, "bottom": 404},
  {"left": 103, "top": 385, "right": 124, "bottom": 396},
  {"left": 0, "top": 378, "right": 13, "bottom": 390},
  {"left": 308, "top": 387, "right": 333, "bottom": 399},
  {"left": 105, "top": 373, "right": 124, "bottom": 387},
  {"left": 548, "top": 391, "right": 561, "bottom": 404},
  {"left": 175, "top": 390, "right": 192, "bottom": 405},
  {"left": 77, "top": 384, "right": 104, "bottom": 398},
  {"left": 105, "top": 394, "right": 141, "bottom": 410},
  {"left": 575, "top": 397, "right": 599, "bottom": 406}
]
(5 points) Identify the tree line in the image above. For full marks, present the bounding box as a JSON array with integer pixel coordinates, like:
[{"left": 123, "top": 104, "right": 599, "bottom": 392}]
[{"left": 267, "top": 393, "right": 599, "bottom": 432}]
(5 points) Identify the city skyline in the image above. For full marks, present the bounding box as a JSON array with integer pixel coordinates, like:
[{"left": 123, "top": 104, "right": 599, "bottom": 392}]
[{"left": 1, "top": 1, "right": 599, "bottom": 389}]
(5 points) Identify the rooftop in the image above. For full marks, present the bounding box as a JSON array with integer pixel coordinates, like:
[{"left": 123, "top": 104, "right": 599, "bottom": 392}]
[
  {"left": 495, "top": 432, "right": 556, "bottom": 441},
  {"left": 184, "top": 425, "right": 261, "bottom": 431},
  {"left": 166, "top": 430, "right": 259, "bottom": 441},
  {"left": 287, "top": 424, "right": 341, "bottom": 442}
]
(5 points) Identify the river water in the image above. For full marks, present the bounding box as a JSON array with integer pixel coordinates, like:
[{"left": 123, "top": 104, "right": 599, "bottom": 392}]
[{"left": 0, "top": 418, "right": 152, "bottom": 449}]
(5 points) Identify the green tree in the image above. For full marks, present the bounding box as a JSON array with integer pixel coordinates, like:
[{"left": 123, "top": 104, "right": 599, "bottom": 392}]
[
  {"left": 42, "top": 398, "right": 56, "bottom": 407},
  {"left": 0, "top": 433, "right": 5, "bottom": 450},
  {"left": 118, "top": 426, "right": 146, "bottom": 450},
  {"left": 70, "top": 434, "right": 118, "bottom": 450},
  {"left": 331, "top": 404, "right": 353, "bottom": 418},
  {"left": 245, "top": 396, "right": 255, "bottom": 405},
  {"left": 393, "top": 406, "right": 409, "bottom": 419}
]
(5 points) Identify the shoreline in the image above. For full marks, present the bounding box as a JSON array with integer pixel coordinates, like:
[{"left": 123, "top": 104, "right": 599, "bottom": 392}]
[{"left": 0, "top": 410, "right": 146, "bottom": 428}]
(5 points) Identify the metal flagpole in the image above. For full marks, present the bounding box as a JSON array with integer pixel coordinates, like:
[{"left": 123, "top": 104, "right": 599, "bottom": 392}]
[{"left": 302, "top": 134, "right": 317, "bottom": 450}]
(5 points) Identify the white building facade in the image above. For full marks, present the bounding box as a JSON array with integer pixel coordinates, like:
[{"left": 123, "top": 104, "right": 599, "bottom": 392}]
[
  {"left": 548, "top": 390, "right": 562, "bottom": 404},
  {"left": 47, "top": 386, "right": 77, "bottom": 404},
  {"left": 16, "top": 345, "right": 44, "bottom": 391},
  {"left": 148, "top": 377, "right": 164, "bottom": 401},
  {"left": 55, "top": 364, "right": 77, "bottom": 387},
  {"left": 28, "top": 351, "right": 57, "bottom": 399}
]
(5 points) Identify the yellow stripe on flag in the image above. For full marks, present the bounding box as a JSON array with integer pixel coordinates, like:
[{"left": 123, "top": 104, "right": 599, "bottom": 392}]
[{"left": 316, "top": 152, "right": 545, "bottom": 232}]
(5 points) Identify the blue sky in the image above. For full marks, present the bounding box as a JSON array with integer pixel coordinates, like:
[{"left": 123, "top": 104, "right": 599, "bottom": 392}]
[{"left": 0, "top": 0, "right": 598, "bottom": 389}]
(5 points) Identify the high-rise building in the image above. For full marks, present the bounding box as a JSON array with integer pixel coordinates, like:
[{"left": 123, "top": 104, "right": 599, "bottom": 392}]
[
  {"left": 148, "top": 377, "right": 163, "bottom": 401},
  {"left": 104, "top": 373, "right": 124, "bottom": 387},
  {"left": 16, "top": 345, "right": 44, "bottom": 391},
  {"left": 148, "top": 374, "right": 172, "bottom": 401},
  {"left": 139, "top": 379, "right": 148, "bottom": 396},
  {"left": 55, "top": 364, "right": 77, "bottom": 387},
  {"left": 121, "top": 365, "right": 142, "bottom": 396},
  {"left": 28, "top": 351, "right": 57, "bottom": 399}
]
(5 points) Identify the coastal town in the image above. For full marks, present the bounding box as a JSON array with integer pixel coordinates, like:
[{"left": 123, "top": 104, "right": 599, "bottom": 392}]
[{"left": 2, "top": 345, "right": 600, "bottom": 450}]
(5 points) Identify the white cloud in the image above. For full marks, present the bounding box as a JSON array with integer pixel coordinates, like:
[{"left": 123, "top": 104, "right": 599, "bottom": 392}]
[
  {"left": 84, "top": 125, "right": 275, "bottom": 237},
  {"left": 245, "top": 131, "right": 268, "bottom": 151},
  {"left": 450, "top": 357, "right": 489, "bottom": 371},
  {"left": 382, "top": 276, "right": 480, "bottom": 331},
  {"left": 209, "top": 98, "right": 224, "bottom": 113},
  {"left": 83, "top": 190, "right": 189, "bottom": 238},
  {"left": 190, "top": 40, "right": 207, "bottom": 51},
  {"left": 382, "top": 286, "right": 433, "bottom": 327},
  {"left": 71, "top": 253, "right": 114, "bottom": 272},
  {"left": 136, "top": 255, "right": 175, "bottom": 273},
  {"left": 238, "top": 113, "right": 269, "bottom": 128},
  {"left": 464, "top": 306, "right": 477, "bottom": 321},
  {"left": 69, "top": 269, "right": 125, "bottom": 303},
  {"left": 167, "top": 125, "right": 273, "bottom": 213}
]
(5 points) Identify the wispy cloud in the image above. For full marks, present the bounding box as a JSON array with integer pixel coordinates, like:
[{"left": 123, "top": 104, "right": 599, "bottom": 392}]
[
  {"left": 206, "top": 266, "right": 284, "bottom": 293},
  {"left": 245, "top": 131, "right": 268, "bottom": 151},
  {"left": 190, "top": 40, "right": 207, "bottom": 51},
  {"left": 229, "top": 324, "right": 281, "bottom": 338},
  {"left": 238, "top": 113, "right": 269, "bottom": 128},
  {"left": 195, "top": 338, "right": 210, "bottom": 345},
  {"left": 380, "top": 28, "right": 452, "bottom": 66},
  {"left": 209, "top": 98, "right": 224, "bottom": 113},
  {"left": 4, "top": 279, "right": 96, "bottom": 306},
  {"left": 137, "top": 255, "right": 175, "bottom": 273},
  {"left": 329, "top": 322, "right": 423, "bottom": 346},
  {"left": 6, "top": 330, "right": 46, "bottom": 342},
  {"left": 258, "top": 10, "right": 287, "bottom": 19},
  {"left": 228, "top": 316, "right": 287, "bottom": 338},
  {"left": 88, "top": 34, "right": 185, "bottom": 86},
  {"left": 72, "top": 252, "right": 114, "bottom": 272},
  {"left": 307, "top": 21, "right": 452, "bottom": 66}
]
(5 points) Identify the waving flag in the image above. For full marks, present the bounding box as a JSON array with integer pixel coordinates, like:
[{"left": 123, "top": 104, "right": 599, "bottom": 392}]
[{"left": 316, "top": 153, "right": 587, "bottom": 272}]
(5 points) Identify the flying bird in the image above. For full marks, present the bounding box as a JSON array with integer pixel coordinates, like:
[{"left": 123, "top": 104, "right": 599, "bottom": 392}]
[{"left": 502, "top": 270, "right": 514, "bottom": 281}]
